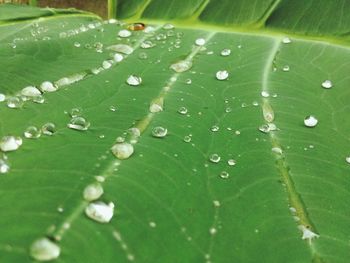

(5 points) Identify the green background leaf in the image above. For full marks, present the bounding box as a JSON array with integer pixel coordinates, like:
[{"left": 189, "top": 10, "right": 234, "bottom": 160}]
[{"left": 0, "top": 2, "right": 350, "bottom": 262}]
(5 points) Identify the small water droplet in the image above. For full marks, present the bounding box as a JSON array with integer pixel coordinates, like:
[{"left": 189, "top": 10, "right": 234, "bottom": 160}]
[
  {"left": 195, "top": 38, "right": 206, "bottom": 46},
  {"left": 220, "top": 48, "right": 231, "bottom": 57},
  {"left": 0, "top": 156, "right": 10, "bottom": 174},
  {"left": 126, "top": 75, "right": 142, "bottom": 86},
  {"left": 345, "top": 156, "right": 350, "bottom": 164},
  {"left": 109, "top": 106, "right": 117, "bottom": 112},
  {"left": 304, "top": 115, "right": 318, "bottom": 127},
  {"left": 149, "top": 221, "right": 157, "bottom": 227},
  {"left": 259, "top": 123, "right": 278, "bottom": 133},
  {"left": 321, "top": 80, "right": 332, "bottom": 89},
  {"left": 163, "top": 23, "right": 174, "bottom": 30},
  {"left": 41, "top": 123, "right": 56, "bottom": 135},
  {"left": 210, "top": 125, "right": 219, "bottom": 132},
  {"left": 178, "top": 106, "right": 188, "bottom": 115},
  {"left": 74, "top": 42, "right": 81, "bottom": 48},
  {"left": 113, "top": 53, "right": 124, "bottom": 62},
  {"left": 85, "top": 201, "right": 114, "bottom": 223},
  {"left": 107, "top": 44, "right": 134, "bottom": 54},
  {"left": 261, "top": 91, "right": 269, "bottom": 98},
  {"left": 185, "top": 79, "right": 192, "bottom": 84},
  {"left": 67, "top": 117, "right": 90, "bottom": 131},
  {"left": 102, "top": 60, "right": 112, "bottom": 69},
  {"left": 0, "top": 136, "right": 22, "bottom": 152},
  {"left": 272, "top": 147, "right": 283, "bottom": 155},
  {"left": 70, "top": 108, "right": 81, "bottom": 117},
  {"left": 219, "top": 171, "right": 229, "bottom": 179},
  {"left": 83, "top": 183, "right": 104, "bottom": 201},
  {"left": 170, "top": 60, "right": 192, "bottom": 73},
  {"left": 6, "top": 97, "right": 22, "bottom": 109},
  {"left": 149, "top": 98, "right": 163, "bottom": 113},
  {"left": 118, "top": 29, "right": 131, "bottom": 38},
  {"left": 39, "top": 81, "right": 57, "bottom": 93},
  {"left": 138, "top": 52, "right": 148, "bottom": 60},
  {"left": 216, "top": 70, "right": 229, "bottom": 80},
  {"left": 209, "top": 154, "right": 221, "bottom": 163},
  {"left": 30, "top": 238, "right": 60, "bottom": 261},
  {"left": 128, "top": 127, "right": 141, "bottom": 138},
  {"left": 282, "top": 37, "right": 292, "bottom": 44},
  {"left": 152, "top": 126, "right": 167, "bottom": 138},
  {"left": 183, "top": 135, "right": 191, "bottom": 143},
  {"left": 282, "top": 65, "right": 290, "bottom": 72},
  {"left": 141, "top": 40, "right": 155, "bottom": 49},
  {"left": 21, "top": 86, "right": 41, "bottom": 97},
  {"left": 128, "top": 22, "right": 145, "bottom": 31},
  {"left": 24, "top": 126, "right": 41, "bottom": 139},
  {"left": 111, "top": 142, "right": 134, "bottom": 159},
  {"left": 227, "top": 159, "right": 236, "bottom": 166},
  {"left": 213, "top": 200, "right": 220, "bottom": 207},
  {"left": 209, "top": 227, "right": 217, "bottom": 235},
  {"left": 0, "top": 93, "right": 5, "bottom": 102}
]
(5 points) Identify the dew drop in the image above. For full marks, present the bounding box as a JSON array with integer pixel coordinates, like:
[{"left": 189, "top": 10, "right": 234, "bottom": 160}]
[
  {"left": 345, "top": 156, "right": 350, "bottom": 164},
  {"left": 83, "top": 183, "right": 104, "bottom": 201},
  {"left": 128, "top": 127, "right": 141, "bottom": 138},
  {"left": 107, "top": 44, "right": 133, "bottom": 54},
  {"left": 170, "top": 60, "right": 192, "bottom": 73},
  {"left": 0, "top": 93, "right": 5, "bottom": 102},
  {"left": 30, "top": 238, "right": 60, "bottom": 261},
  {"left": 70, "top": 108, "right": 81, "bottom": 117},
  {"left": 149, "top": 98, "right": 163, "bottom": 113},
  {"left": 0, "top": 156, "right": 10, "bottom": 174},
  {"left": 102, "top": 60, "right": 112, "bottom": 69},
  {"left": 259, "top": 123, "right": 277, "bottom": 133},
  {"left": 67, "top": 117, "right": 90, "bottom": 131},
  {"left": 227, "top": 159, "right": 236, "bottom": 166},
  {"left": 111, "top": 142, "right": 134, "bottom": 159},
  {"left": 118, "top": 29, "right": 131, "bottom": 38},
  {"left": 74, "top": 42, "right": 81, "bottom": 48},
  {"left": 321, "top": 80, "right": 332, "bottom": 89},
  {"left": 138, "top": 52, "right": 148, "bottom": 60},
  {"left": 21, "top": 86, "right": 41, "bottom": 97},
  {"left": 304, "top": 115, "right": 318, "bottom": 128},
  {"left": 85, "top": 201, "right": 114, "bottom": 223},
  {"left": 178, "top": 106, "right": 188, "bottom": 115},
  {"left": 6, "top": 96, "right": 22, "bottom": 109},
  {"left": 272, "top": 147, "right": 283, "bottom": 155},
  {"left": 216, "top": 70, "right": 229, "bottom": 80},
  {"left": 282, "top": 65, "right": 290, "bottom": 72},
  {"left": 261, "top": 91, "right": 269, "bottom": 98},
  {"left": 24, "top": 126, "right": 41, "bottom": 139},
  {"left": 209, "top": 227, "right": 217, "bottom": 235},
  {"left": 210, "top": 125, "right": 219, "bottom": 132},
  {"left": 109, "top": 106, "right": 117, "bottom": 112},
  {"left": 183, "top": 135, "right": 191, "bottom": 143},
  {"left": 195, "top": 38, "right": 206, "bottom": 46},
  {"left": 282, "top": 37, "right": 292, "bottom": 44},
  {"left": 39, "top": 81, "right": 57, "bottom": 93},
  {"left": 0, "top": 136, "right": 22, "bottom": 152},
  {"left": 209, "top": 153, "right": 221, "bottom": 163},
  {"left": 141, "top": 40, "right": 155, "bottom": 49},
  {"left": 126, "top": 75, "right": 142, "bottom": 86},
  {"left": 163, "top": 23, "right": 175, "bottom": 30},
  {"left": 113, "top": 53, "right": 124, "bottom": 62},
  {"left": 220, "top": 48, "right": 231, "bottom": 56},
  {"left": 219, "top": 171, "right": 229, "bottom": 179},
  {"left": 152, "top": 126, "right": 167, "bottom": 138},
  {"left": 39, "top": 123, "right": 55, "bottom": 136}
]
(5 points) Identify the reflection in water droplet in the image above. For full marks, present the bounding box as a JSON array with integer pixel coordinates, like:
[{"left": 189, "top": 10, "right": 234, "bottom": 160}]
[
  {"left": 219, "top": 171, "right": 229, "bottom": 179},
  {"left": 126, "top": 75, "right": 142, "bottom": 86},
  {"left": 220, "top": 48, "right": 231, "bottom": 56},
  {"left": 40, "top": 81, "right": 57, "bottom": 92},
  {"left": 209, "top": 154, "right": 221, "bottom": 163},
  {"left": 85, "top": 201, "right": 114, "bottom": 223},
  {"left": 83, "top": 183, "right": 104, "bottom": 201},
  {"left": 111, "top": 142, "right": 134, "bottom": 159},
  {"left": 170, "top": 60, "right": 192, "bottom": 73},
  {"left": 67, "top": 117, "right": 90, "bottom": 131},
  {"left": 321, "top": 80, "right": 332, "bottom": 89},
  {"left": 41, "top": 123, "right": 56, "bottom": 135},
  {"left": 227, "top": 159, "right": 236, "bottom": 166},
  {"left": 216, "top": 70, "right": 229, "bottom": 80},
  {"left": 152, "top": 126, "right": 167, "bottom": 138},
  {"left": 6, "top": 97, "right": 22, "bottom": 109},
  {"left": 195, "top": 38, "right": 206, "bottom": 46},
  {"left": 30, "top": 238, "right": 60, "bottom": 261},
  {"left": 304, "top": 115, "right": 318, "bottom": 127},
  {"left": 118, "top": 29, "right": 131, "bottom": 38},
  {"left": 0, "top": 136, "right": 22, "bottom": 152},
  {"left": 178, "top": 106, "right": 188, "bottom": 115},
  {"left": 24, "top": 126, "right": 41, "bottom": 139}
]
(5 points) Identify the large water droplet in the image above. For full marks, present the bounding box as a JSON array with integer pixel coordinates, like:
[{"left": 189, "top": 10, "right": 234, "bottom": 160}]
[
  {"left": 83, "top": 183, "right": 104, "bottom": 201},
  {"left": 321, "top": 80, "right": 332, "bottom": 89},
  {"left": 6, "top": 96, "right": 22, "bottom": 109},
  {"left": 107, "top": 44, "right": 133, "bottom": 54},
  {"left": 41, "top": 123, "right": 56, "bottom": 135},
  {"left": 67, "top": 117, "right": 90, "bottom": 131},
  {"left": 111, "top": 142, "right": 134, "bottom": 159},
  {"left": 126, "top": 75, "right": 142, "bottom": 86},
  {"left": 118, "top": 29, "right": 131, "bottom": 38},
  {"left": 40, "top": 81, "right": 57, "bottom": 93},
  {"left": 85, "top": 201, "right": 114, "bottom": 223},
  {"left": 216, "top": 70, "right": 229, "bottom": 80},
  {"left": 24, "top": 126, "right": 41, "bottom": 139},
  {"left": 219, "top": 171, "right": 229, "bottom": 179},
  {"left": 0, "top": 136, "right": 22, "bottom": 152},
  {"left": 152, "top": 126, "right": 167, "bottom": 138},
  {"left": 209, "top": 154, "right": 221, "bottom": 163},
  {"left": 304, "top": 115, "right": 318, "bottom": 127},
  {"left": 30, "top": 238, "right": 60, "bottom": 261},
  {"left": 170, "top": 60, "right": 192, "bottom": 73},
  {"left": 21, "top": 86, "right": 41, "bottom": 97}
]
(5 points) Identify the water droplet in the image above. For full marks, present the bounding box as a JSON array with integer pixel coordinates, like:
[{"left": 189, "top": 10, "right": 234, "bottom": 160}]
[
  {"left": 321, "top": 80, "right": 332, "bottom": 89},
  {"left": 40, "top": 81, "right": 57, "bottom": 93},
  {"left": 183, "top": 135, "right": 191, "bottom": 143},
  {"left": 0, "top": 156, "right": 10, "bottom": 174},
  {"left": 209, "top": 227, "right": 217, "bottom": 235},
  {"left": 118, "top": 29, "right": 131, "bottom": 38},
  {"left": 41, "top": 123, "right": 56, "bottom": 136},
  {"left": 210, "top": 125, "right": 219, "bottom": 132},
  {"left": 272, "top": 147, "right": 283, "bottom": 155},
  {"left": 141, "top": 40, "right": 155, "bottom": 49},
  {"left": 345, "top": 156, "right": 350, "bottom": 164},
  {"left": 282, "top": 65, "right": 290, "bottom": 72},
  {"left": 128, "top": 127, "right": 141, "bottom": 138},
  {"left": 170, "top": 60, "right": 192, "bottom": 73},
  {"left": 138, "top": 52, "right": 148, "bottom": 60},
  {"left": 85, "top": 201, "right": 114, "bottom": 223},
  {"left": 74, "top": 42, "right": 81, "bottom": 48},
  {"left": 6, "top": 96, "right": 22, "bottom": 108},
  {"left": 163, "top": 23, "right": 174, "bottom": 30},
  {"left": 195, "top": 38, "right": 206, "bottom": 46},
  {"left": 0, "top": 93, "right": 5, "bottom": 102},
  {"left": 24, "top": 126, "right": 41, "bottom": 139},
  {"left": 107, "top": 44, "right": 133, "bottom": 54},
  {"left": 262, "top": 102, "right": 274, "bottom": 122},
  {"left": 219, "top": 171, "right": 229, "bottom": 179},
  {"left": 30, "top": 238, "right": 60, "bottom": 261},
  {"left": 209, "top": 153, "right": 221, "bottom": 163},
  {"left": 259, "top": 123, "right": 278, "bottom": 133},
  {"left": 111, "top": 142, "right": 134, "bottom": 159},
  {"left": 128, "top": 22, "right": 145, "bottom": 31},
  {"left": 261, "top": 91, "right": 269, "bottom": 97},
  {"left": 149, "top": 98, "right": 163, "bottom": 113},
  {"left": 282, "top": 37, "right": 292, "bottom": 44},
  {"left": 0, "top": 136, "right": 22, "bottom": 152},
  {"left": 227, "top": 159, "right": 236, "bottom": 166},
  {"left": 178, "top": 106, "right": 188, "bottom": 115},
  {"left": 109, "top": 106, "right": 117, "bottom": 112},
  {"left": 152, "top": 126, "right": 167, "bottom": 138},
  {"left": 304, "top": 115, "right": 318, "bottom": 127},
  {"left": 220, "top": 48, "right": 231, "bottom": 56},
  {"left": 213, "top": 200, "right": 220, "bottom": 207},
  {"left": 21, "top": 86, "right": 41, "bottom": 97},
  {"left": 126, "top": 75, "right": 142, "bottom": 86},
  {"left": 185, "top": 79, "right": 192, "bottom": 85},
  {"left": 102, "top": 60, "right": 112, "bottom": 69},
  {"left": 67, "top": 117, "right": 90, "bottom": 131},
  {"left": 83, "top": 183, "right": 104, "bottom": 201},
  {"left": 113, "top": 53, "right": 124, "bottom": 62},
  {"left": 298, "top": 225, "right": 319, "bottom": 241},
  {"left": 216, "top": 70, "right": 229, "bottom": 80},
  {"left": 70, "top": 108, "right": 81, "bottom": 117}
]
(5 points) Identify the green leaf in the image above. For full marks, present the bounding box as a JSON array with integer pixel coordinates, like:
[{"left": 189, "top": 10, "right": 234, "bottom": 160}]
[{"left": 1, "top": 2, "right": 350, "bottom": 263}]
